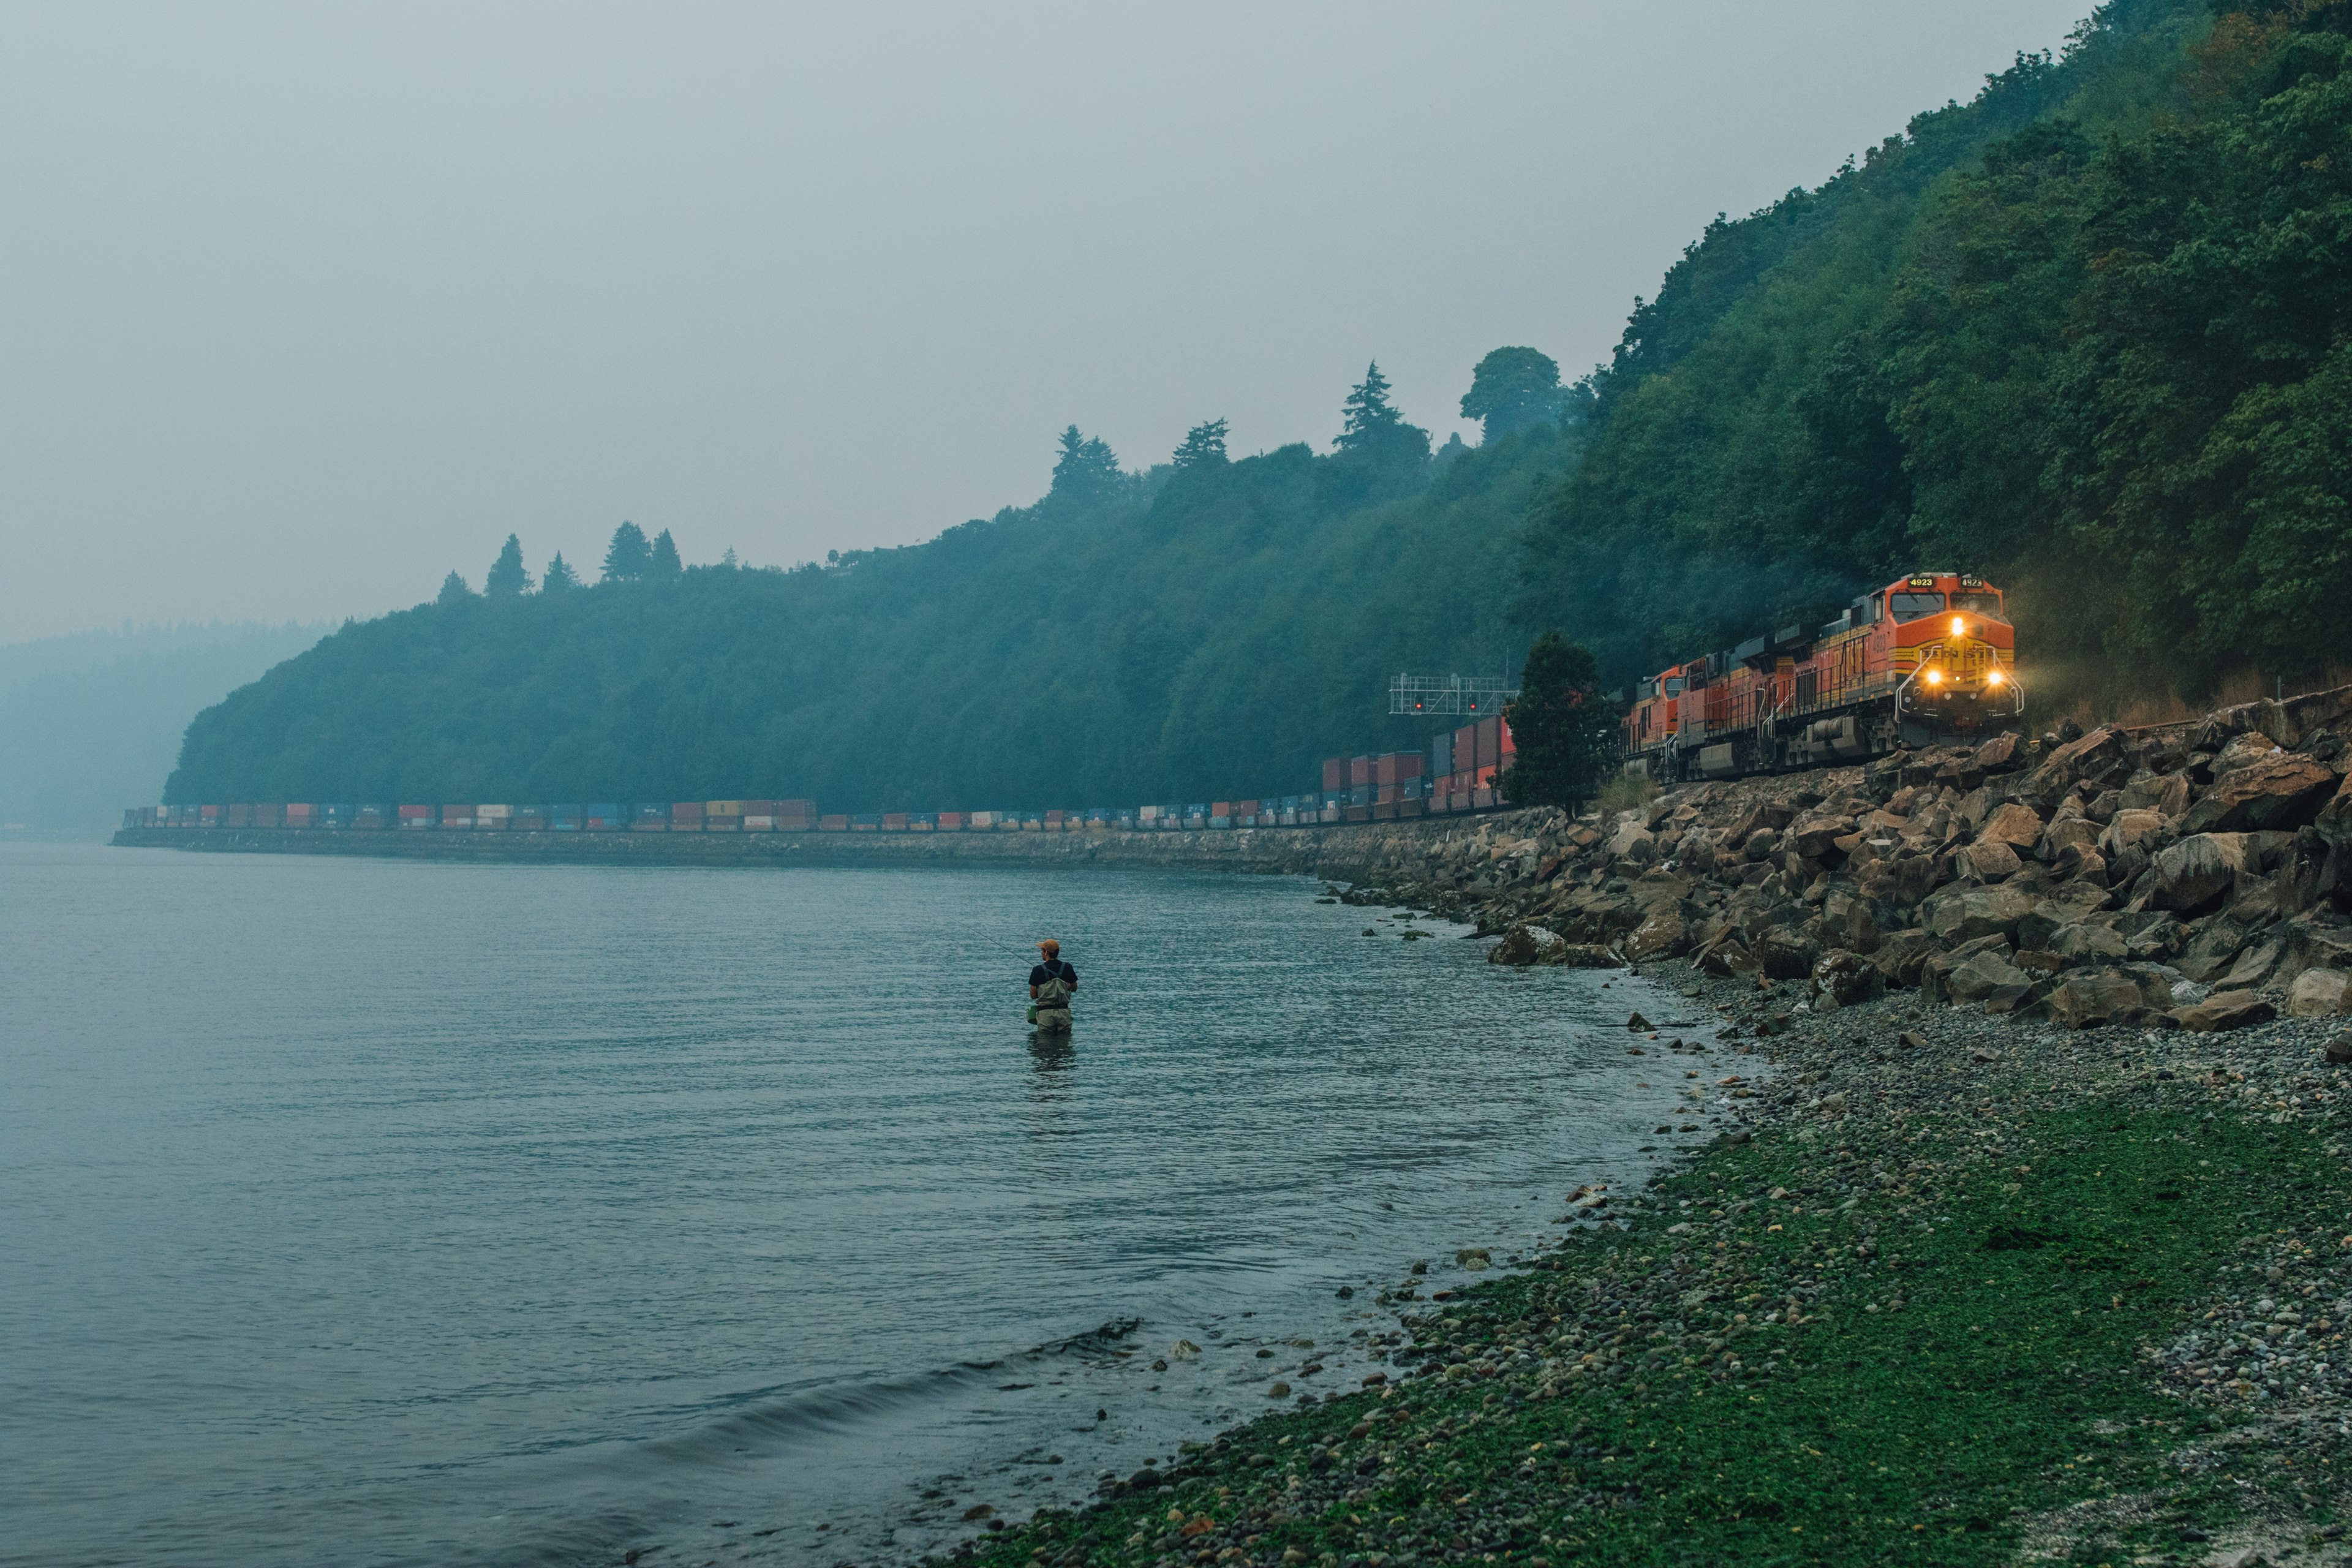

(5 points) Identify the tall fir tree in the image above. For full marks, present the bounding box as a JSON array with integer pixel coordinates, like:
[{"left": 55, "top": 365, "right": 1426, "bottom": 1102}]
[
  {"left": 484, "top": 533, "right": 532, "bottom": 598},
  {"left": 1047, "top": 425, "right": 1123, "bottom": 508},
  {"left": 435, "top": 570, "right": 473, "bottom": 606},
  {"left": 540, "top": 551, "right": 580, "bottom": 594},
  {"left": 1498, "top": 631, "right": 1614, "bottom": 810},
  {"left": 1172, "top": 418, "right": 1229, "bottom": 470},
  {"left": 602, "top": 521, "right": 651, "bottom": 582},
  {"left": 649, "top": 528, "right": 683, "bottom": 576}
]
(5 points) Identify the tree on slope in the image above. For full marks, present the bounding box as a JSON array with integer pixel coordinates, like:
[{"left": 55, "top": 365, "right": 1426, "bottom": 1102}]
[
  {"left": 1172, "top": 418, "right": 1229, "bottom": 469},
  {"left": 649, "top": 528, "right": 683, "bottom": 576},
  {"left": 1335, "top": 361, "right": 1431, "bottom": 467},
  {"left": 1499, "top": 631, "right": 1614, "bottom": 810},
  {"left": 1460, "top": 347, "right": 1564, "bottom": 442},
  {"left": 436, "top": 570, "right": 473, "bottom": 606},
  {"left": 540, "top": 551, "right": 580, "bottom": 594},
  {"left": 603, "top": 521, "right": 651, "bottom": 582},
  {"left": 485, "top": 533, "right": 532, "bottom": 598},
  {"left": 1049, "top": 425, "right": 1124, "bottom": 509}
]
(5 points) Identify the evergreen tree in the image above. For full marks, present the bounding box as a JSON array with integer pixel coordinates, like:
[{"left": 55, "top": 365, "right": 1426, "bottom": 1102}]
[
  {"left": 1047, "top": 425, "right": 1124, "bottom": 508},
  {"left": 435, "top": 570, "right": 473, "bottom": 606},
  {"left": 649, "top": 528, "right": 683, "bottom": 576},
  {"left": 602, "top": 521, "right": 651, "bottom": 582},
  {"left": 1172, "top": 418, "right": 1229, "bottom": 469},
  {"left": 1460, "top": 347, "right": 1564, "bottom": 441},
  {"left": 540, "top": 552, "right": 580, "bottom": 594},
  {"left": 484, "top": 533, "right": 532, "bottom": 598},
  {"left": 1499, "top": 631, "right": 1614, "bottom": 810},
  {"left": 1335, "top": 361, "right": 1431, "bottom": 466}
]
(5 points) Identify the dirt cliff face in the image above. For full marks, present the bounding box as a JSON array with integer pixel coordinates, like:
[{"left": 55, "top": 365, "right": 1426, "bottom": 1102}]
[{"left": 1333, "top": 685, "right": 2352, "bottom": 1036}]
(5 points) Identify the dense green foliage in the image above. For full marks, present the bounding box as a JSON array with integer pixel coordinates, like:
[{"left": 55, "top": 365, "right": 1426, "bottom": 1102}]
[
  {"left": 1498, "top": 632, "right": 1613, "bottom": 810},
  {"left": 1522, "top": 0, "right": 2352, "bottom": 701},
  {"left": 168, "top": 398, "right": 1578, "bottom": 808}
]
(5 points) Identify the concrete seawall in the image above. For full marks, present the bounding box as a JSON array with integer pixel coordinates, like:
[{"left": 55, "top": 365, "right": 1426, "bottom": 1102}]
[{"left": 107, "top": 813, "right": 1562, "bottom": 885}]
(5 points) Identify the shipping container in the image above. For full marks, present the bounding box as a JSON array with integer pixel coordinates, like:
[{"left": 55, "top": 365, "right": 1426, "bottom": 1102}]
[
  {"left": 1349, "top": 755, "right": 1373, "bottom": 788},
  {"left": 707, "top": 800, "right": 747, "bottom": 817},
  {"left": 399, "top": 804, "right": 433, "bottom": 829},
  {"left": 1044, "top": 809, "right": 1065, "bottom": 827},
  {"left": 350, "top": 804, "right": 385, "bottom": 829},
  {"left": 819, "top": 813, "right": 850, "bottom": 832},
  {"left": 1322, "top": 758, "right": 1345, "bottom": 794},
  {"left": 323, "top": 803, "right": 355, "bottom": 828},
  {"left": 1455, "top": 725, "right": 1479, "bottom": 776},
  {"left": 1474, "top": 717, "right": 1499, "bottom": 770},
  {"left": 852, "top": 814, "right": 881, "bottom": 832},
  {"left": 587, "top": 804, "right": 626, "bottom": 831},
  {"left": 706, "top": 815, "right": 742, "bottom": 832},
  {"left": 1019, "top": 814, "right": 1041, "bottom": 831},
  {"left": 513, "top": 807, "right": 546, "bottom": 831},
  {"left": 200, "top": 804, "right": 222, "bottom": 826},
  {"left": 1376, "top": 784, "right": 1400, "bottom": 805},
  {"left": 225, "top": 804, "right": 253, "bottom": 827},
  {"left": 1138, "top": 804, "right": 1161, "bottom": 822},
  {"left": 938, "top": 811, "right": 965, "bottom": 831},
  {"left": 546, "top": 804, "right": 582, "bottom": 831},
  {"left": 967, "top": 811, "right": 994, "bottom": 828},
  {"left": 477, "top": 804, "right": 511, "bottom": 829},
  {"left": 910, "top": 813, "right": 935, "bottom": 831},
  {"left": 742, "top": 815, "right": 775, "bottom": 831},
  {"left": 1430, "top": 731, "right": 1454, "bottom": 778},
  {"left": 881, "top": 813, "right": 908, "bottom": 831},
  {"left": 1348, "top": 784, "right": 1371, "bottom": 807},
  {"left": 439, "top": 804, "right": 471, "bottom": 829}
]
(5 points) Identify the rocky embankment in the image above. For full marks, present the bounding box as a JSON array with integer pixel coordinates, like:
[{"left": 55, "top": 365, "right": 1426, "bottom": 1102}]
[{"left": 1336, "top": 685, "right": 2352, "bottom": 1038}]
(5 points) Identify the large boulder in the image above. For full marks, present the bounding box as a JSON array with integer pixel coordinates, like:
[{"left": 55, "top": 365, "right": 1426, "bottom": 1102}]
[
  {"left": 2180, "top": 753, "right": 2340, "bottom": 835},
  {"left": 2042, "top": 971, "right": 2159, "bottom": 1030},
  {"left": 2022, "top": 725, "right": 2133, "bottom": 808},
  {"left": 2049, "top": 922, "right": 2130, "bottom": 967},
  {"left": 1488, "top": 924, "right": 1564, "bottom": 965},
  {"left": 1961, "top": 839, "right": 2022, "bottom": 881},
  {"left": 2041, "top": 816, "right": 2102, "bottom": 861},
  {"left": 2177, "top": 990, "right": 2278, "bottom": 1033},
  {"left": 1605, "top": 816, "right": 1656, "bottom": 861},
  {"left": 2146, "top": 833, "right": 2250, "bottom": 914},
  {"left": 1974, "top": 731, "right": 2025, "bottom": 774},
  {"left": 1979, "top": 801, "right": 2046, "bottom": 851},
  {"left": 1789, "top": 815, "right": 1852, "bottom": 860},
  {"left": 2100, "top": 807, "right": 2166, "bottom": 859},
  {"left": 1624, "top": 908, "right": 1694, "bottom": 963},
  {"left": 1754, "top": 927, "right": 1821, "bottom": 981},
  {"left": 2314, "top": 773, "right": 2352, "bottom": 848},
  {"left": 1811, "top": 948, "right": 1886, "bottom": 1009},
  {"left": 2176, "top": 918, "right": 2253, "bottom": 984},
  {"left": 1697, "top": 933, "right": 1759, "bottom": 977},
  {"left": 1946, "top": 949, "right": 2033, "bottom": 1003},
  {"left": 2290, "top": 968, "right": 2352, "bottom": 1017},
  {"left": 1868, "top": 929, "right": 1942, "bottom": 988},
  {"left": 1923, "top": 884, "right": 2043, "bottom": 944}
]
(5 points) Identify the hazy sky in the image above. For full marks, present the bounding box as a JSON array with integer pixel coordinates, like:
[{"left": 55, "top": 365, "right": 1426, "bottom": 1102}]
[{"left": 1, "top": 1, "right": 2090, "bottom": 642}]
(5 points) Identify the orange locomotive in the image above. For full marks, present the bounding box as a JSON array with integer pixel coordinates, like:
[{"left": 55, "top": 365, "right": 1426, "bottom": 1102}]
[{"left": 1620, "top": 571, "right": 2021, "bottom": 782}]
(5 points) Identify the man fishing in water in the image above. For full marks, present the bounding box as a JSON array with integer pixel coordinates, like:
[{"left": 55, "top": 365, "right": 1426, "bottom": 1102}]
[{"left": 1027, "top": 938, "right": 1077, "bottom": 1032}]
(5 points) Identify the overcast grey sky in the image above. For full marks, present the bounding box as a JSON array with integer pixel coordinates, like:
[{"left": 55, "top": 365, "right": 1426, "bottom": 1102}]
[{"left": 1, "top": 1, "right": 2090, "bottom": 641}]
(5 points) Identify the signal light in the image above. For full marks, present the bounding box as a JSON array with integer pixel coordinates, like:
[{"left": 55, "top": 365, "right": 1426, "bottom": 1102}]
[{"left": 1951, "top": 616, "right": 1966, "bottom": 636}]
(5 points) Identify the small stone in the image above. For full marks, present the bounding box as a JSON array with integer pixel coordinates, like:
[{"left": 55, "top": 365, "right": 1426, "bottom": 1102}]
[
  {"left": 1268, "top": 1381, "right": 1291, "bottom": 1398},
  {"left": 1627, "top": 1011, "right": 1652, "bottom": 1030},
  {"left": 2328, "top": 1033, "right": 2352, "bottom": 1066}
]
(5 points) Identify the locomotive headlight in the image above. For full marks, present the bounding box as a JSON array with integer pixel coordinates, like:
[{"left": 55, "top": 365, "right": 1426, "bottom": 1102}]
[
  {"left": 1925, "top": 668, "right": 1943, "bottom": 686},
  {"left": 1987, "top": 669, "right": 2004, "bottom": 687},
  {"left": 1951, "top": 616, "right": 1966, "bottom": 637}
]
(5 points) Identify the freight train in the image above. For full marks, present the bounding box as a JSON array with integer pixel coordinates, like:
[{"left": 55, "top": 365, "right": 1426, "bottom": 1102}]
[
  {"left": 1620, "top": 570, "right": 2021, "bottom": 783},
  {"left": 124, "top": 718, "right": 1523, "bottom": 838}
]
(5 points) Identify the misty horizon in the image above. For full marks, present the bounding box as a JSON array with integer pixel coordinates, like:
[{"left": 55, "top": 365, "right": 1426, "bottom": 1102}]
[{"left": 3, "top": 1, "right": 2089, "bottom": 643}]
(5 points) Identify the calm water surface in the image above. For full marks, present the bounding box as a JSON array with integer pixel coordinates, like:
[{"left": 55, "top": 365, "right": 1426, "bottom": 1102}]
[{"left": 0, "top": 843, "right": 1721, "bottom": 1568}]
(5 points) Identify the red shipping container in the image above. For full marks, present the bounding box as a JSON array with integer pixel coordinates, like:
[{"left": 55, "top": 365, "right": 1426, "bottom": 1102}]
[
  {"left": 1455, "top": 725, "right": 1477, "bottom": 774},
  {"left": 671, "top": 803, "right": 704, "bottom": 832},
  {"left": 1211, "top": 801, "right": 1232, "bottom": 819},
  {"left": 1236, "top": 799, "right": 1260, "bottom": 818},
  {"left": 399, "top": 805, "right": 432, "bottom": 827},
  {"left": 1322, "top": 758, "right": 1345, "bottom": 795},
  {"left": 1476, "top": 718, "right": 1499, "bottom": 770},
  {"left": 1349, "top": 756, "right": 1373, "bottom": 788},
  {"left": 937, "top": 812, "right": 964, "bottom": 831}
]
